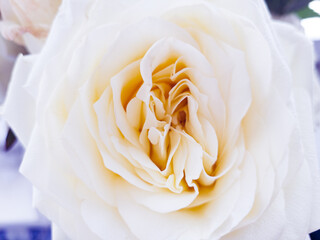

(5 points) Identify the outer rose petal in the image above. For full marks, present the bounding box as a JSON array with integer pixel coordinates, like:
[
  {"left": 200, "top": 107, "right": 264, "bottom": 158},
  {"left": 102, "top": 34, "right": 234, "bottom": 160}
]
[
  {"left": 3, "top": 54, "right": 35, "bottom": 145},
  {"left": 273, "top": 21, "right": 320, "bottom": 233}
]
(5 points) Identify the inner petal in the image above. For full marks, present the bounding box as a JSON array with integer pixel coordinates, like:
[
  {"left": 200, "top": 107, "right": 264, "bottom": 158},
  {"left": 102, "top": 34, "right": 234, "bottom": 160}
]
[
  {"left": 108, "top": 36, "right": 228, "bottom": 198},
  {"left": 148, "top": 125, "right": 170, "bottom": 171}
]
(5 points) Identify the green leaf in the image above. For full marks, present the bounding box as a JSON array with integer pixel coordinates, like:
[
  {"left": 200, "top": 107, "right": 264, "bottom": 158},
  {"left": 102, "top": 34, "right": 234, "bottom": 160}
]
[{"left": 297, "top": 6, "right": 320, "bottom": 19}]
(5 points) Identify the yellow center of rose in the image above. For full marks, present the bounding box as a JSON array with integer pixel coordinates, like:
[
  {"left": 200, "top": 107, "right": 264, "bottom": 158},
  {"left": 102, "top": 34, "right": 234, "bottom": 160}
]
[
  {"left": 129, "top": 57, "right": 194, "bottom": 171},
  {"left": 112, "top": 40, "right": 222, "bottom": 197}
]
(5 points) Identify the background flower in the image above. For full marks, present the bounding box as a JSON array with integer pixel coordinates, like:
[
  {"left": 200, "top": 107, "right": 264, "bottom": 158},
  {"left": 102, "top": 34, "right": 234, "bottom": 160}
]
[{"left": 0, "top": 0, "right": 62, "bottom": 53}]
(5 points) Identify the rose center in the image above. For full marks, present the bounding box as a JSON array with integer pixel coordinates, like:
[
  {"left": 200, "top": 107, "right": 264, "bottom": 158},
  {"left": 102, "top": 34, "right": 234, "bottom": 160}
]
[
  {"left": 137, "top": 57, "right": 199, "bottom": 171},
  {"left": 120, "top": 54, "right": 217, "bottom": 192}
]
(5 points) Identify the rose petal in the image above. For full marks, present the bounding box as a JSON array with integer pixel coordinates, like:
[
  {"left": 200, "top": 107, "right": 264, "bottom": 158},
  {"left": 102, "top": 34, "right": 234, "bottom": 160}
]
[{"left": 3, "top": 54, "right": 36, "bottom": 146}]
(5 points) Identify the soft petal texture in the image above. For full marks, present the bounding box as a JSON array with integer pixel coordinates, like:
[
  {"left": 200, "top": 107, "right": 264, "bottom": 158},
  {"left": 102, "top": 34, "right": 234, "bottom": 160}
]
[
  {"left": 3, "top": 54, "right": 35, "bottom": 144},
  {"left": 3, "top": 0, "right": 320, "bottom": 239}
]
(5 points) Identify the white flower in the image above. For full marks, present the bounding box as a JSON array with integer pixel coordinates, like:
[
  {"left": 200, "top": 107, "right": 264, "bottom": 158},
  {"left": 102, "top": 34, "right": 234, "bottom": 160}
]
[
  {"left": 4, "top": 0, "right": 320, "bottom": 239},
  {"left": 0, "top": 0, "right": 61, "bottom": 53}
]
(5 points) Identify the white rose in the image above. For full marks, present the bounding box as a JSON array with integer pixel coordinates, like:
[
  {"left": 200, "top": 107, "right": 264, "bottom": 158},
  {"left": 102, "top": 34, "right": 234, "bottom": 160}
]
[
  {"left": 4, "top": 0, "right": 320, "bottom": 239},
  {"left": 0, "top": 0, "right": 61, "bottom": 53}
]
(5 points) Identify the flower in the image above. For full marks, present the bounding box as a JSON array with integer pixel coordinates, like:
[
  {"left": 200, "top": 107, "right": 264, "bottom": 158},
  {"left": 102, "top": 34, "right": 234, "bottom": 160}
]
[
  {"left": 0, "top": 0, "right": 61, "bottom": 53},
  {"left": 4, "top": 0, "right": 320, "bottom": 239}
]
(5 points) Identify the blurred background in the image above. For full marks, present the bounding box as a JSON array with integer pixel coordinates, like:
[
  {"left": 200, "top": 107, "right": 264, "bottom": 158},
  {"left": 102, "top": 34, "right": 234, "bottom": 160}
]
[{"left": 0, "top": 0, "right": 320, "bottom": 239}]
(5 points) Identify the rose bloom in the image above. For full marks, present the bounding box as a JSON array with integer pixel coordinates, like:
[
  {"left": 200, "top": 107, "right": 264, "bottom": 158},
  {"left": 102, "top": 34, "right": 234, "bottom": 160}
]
[
  {"left": 0, "top": 0, "right": 61, "bottom": 52},
  {"left": 4, "top": 0, "right": 320, "bottom": 239}
]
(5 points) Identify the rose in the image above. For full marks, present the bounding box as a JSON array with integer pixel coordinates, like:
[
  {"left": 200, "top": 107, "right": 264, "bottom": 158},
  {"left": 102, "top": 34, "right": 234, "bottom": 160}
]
[
  {"left": 4, "top": 0, "right": 320, "bottom": 239},
  {"left": 0, "top": 0, "right": 61, "bottom": 52}
]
